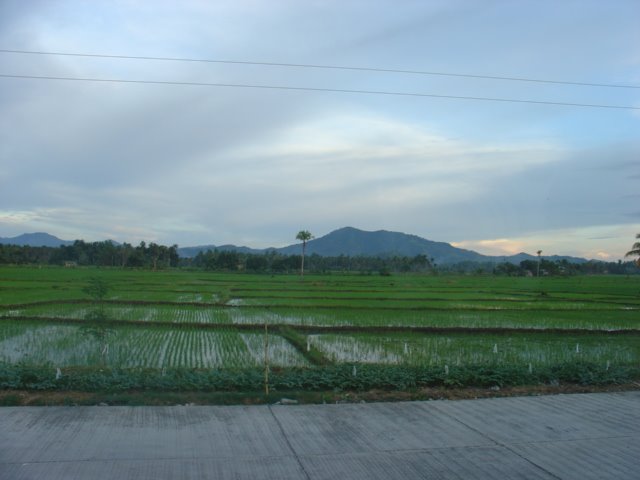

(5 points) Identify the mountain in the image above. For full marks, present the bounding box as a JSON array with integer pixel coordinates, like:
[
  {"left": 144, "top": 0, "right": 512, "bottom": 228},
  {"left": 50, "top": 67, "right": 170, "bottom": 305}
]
[
  {"left": 301, "top": 228, "right": 595, "bottom": 264},
  {"left": 276, "top": 227, "right": 487, "bottom": 264},
  {"left": 0, "top": 232, "right": 73, "bottom": 247},
  {"left": 178, "top": 227, "right": 592, "bottom": 265}
]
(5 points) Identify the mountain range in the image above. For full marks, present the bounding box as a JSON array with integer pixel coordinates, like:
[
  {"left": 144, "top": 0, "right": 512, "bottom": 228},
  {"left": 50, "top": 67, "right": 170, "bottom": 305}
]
[{"left": 1, "top": 227, "right": 591, "bottom": 265}]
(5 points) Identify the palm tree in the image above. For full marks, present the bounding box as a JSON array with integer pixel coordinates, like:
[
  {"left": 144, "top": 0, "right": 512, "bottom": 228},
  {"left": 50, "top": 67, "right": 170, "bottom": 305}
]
[
  {"left": 625, "top": 233, "right": 640, "bottom": 266},
  {"left": 536, "top": 250, "right": 542, "bottom": 277},
  {"left": 296, "top": 230, "right": 314, "bottom": 278}
]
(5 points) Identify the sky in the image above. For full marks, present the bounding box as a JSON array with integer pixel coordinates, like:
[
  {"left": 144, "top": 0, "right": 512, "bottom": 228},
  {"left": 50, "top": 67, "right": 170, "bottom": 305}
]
[{"left": 0, "top": 0, "right": 639, "bottom": 260}]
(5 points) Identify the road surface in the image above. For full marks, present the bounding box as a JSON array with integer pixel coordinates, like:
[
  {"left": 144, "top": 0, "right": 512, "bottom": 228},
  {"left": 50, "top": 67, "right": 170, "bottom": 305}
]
[{"left": 1, "top": 391, "right": 638, "bottom": 479}]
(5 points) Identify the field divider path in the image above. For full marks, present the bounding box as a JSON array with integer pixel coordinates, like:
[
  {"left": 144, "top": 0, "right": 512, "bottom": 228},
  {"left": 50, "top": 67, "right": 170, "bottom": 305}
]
[
  {"left": 2, "top": 315, "right": 640, "bottom": 337},
  {"left": 2, "top": 298, "right": 638, "bottom": 313},
  {"left": 276, "top": 327, "right": 332, "bottom": 366},
  {"left": 230, "top": 294, "right": 640, "bottom": 307}
]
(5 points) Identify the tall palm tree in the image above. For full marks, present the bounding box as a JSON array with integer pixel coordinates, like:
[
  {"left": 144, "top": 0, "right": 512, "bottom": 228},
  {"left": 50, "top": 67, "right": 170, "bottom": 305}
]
[
  {"left": 536, "top": 250, "right": 542, "bottom": 277},
  {"left": 625, "top": 233, "right": 640, "bottom": 266},
  {"left": 296, "top": 230, "right": 314, "bottom": 278}
]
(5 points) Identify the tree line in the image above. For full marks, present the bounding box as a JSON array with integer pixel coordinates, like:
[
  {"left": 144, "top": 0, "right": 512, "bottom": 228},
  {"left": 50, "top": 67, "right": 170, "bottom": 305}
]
[
  {"left": 0, "top": 241, "right": 434, "bottom": 273},
  {"left": 0, "top": 240, "right": 178, "bottom": 269},
  {"left": 190, "top": 249, "right": 435, "bottom": 274},
  {"left": 496, "top": 258, "right": 638, "bottom": 276},
  {"left": 0, "top": 241, "right": 638, "bottom": 275}
]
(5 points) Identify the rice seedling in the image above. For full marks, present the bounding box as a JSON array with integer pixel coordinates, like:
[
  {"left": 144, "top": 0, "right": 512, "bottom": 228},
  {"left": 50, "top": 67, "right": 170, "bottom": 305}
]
[
  {"left": 308, "top": 332, "right": 640, "bottom": 367},
  {"left": 0, "top": 321, "right": 308, "bottom": 368}
]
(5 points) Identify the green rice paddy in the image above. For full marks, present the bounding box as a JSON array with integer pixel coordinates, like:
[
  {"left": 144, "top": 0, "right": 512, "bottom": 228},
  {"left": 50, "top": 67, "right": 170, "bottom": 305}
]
[{"left": 1, "top": 266, "right": 638, "bottom": 372}]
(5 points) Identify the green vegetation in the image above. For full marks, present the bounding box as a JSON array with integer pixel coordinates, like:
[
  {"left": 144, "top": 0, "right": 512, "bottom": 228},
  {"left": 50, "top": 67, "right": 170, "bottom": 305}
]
[
  {"left": 1, "top": 363, "right": 637, "bottom": 393},
  {"left": 295, "top": 229, "right": 314, "bottom": 278},
  {"left": 626, "top": 233, "right": 640, "bottom": 265},
  {"left": 2, "top": 239, "right": 637, "bottom": 275},
  {"left": 80, "top": 276, "right": 112, "bottom": 365},
  {"left": 0, "top": 266, "right": 638, "bottom": 395}
]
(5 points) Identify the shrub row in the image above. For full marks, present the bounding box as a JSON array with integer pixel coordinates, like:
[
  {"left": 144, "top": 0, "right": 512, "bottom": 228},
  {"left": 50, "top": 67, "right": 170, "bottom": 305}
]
[{"left": 1, "top": 362, "right": 638, "bottom": 393}]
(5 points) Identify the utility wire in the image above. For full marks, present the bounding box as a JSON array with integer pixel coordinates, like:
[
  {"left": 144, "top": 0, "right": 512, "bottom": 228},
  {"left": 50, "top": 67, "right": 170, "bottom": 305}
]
[
  {"left": 1, "top": 73, "right": 638, "bottom": 110},
  {"left": 1, "top": 48, "right": 638, "bottom": 90}
]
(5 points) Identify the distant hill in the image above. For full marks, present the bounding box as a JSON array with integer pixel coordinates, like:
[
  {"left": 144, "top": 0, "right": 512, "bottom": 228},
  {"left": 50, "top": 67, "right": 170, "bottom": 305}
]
[
  {"left": 276, "top": 227, "right": 487, "bottom": 264},
  {"left": 178, "top": 227, "right": 592, "bottom": 265},
  {"left": 0, "top": 232, "right": 73, "bottom": 247}
]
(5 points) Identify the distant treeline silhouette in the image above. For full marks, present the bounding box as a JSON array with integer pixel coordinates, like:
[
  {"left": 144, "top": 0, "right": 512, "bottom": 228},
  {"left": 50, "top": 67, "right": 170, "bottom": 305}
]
[{"left": 0, "top": 241, "right": 637, "bottom": 275}]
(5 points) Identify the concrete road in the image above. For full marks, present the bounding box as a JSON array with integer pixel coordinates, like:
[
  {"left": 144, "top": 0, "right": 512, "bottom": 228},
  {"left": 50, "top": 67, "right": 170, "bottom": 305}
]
[{"left": 1, "top": 391, "right": 638, "bottom": 479}]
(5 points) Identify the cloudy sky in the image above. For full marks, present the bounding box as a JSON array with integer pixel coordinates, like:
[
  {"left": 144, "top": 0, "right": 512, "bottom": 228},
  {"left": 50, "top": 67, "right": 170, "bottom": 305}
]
[{"left": 1, "top": 0, "right": 639, "bottom": 260}]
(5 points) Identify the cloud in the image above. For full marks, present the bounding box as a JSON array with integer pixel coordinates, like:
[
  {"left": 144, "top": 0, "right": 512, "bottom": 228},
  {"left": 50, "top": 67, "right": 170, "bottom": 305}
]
[
  {"left": 0, "top": 0, "right": 638, "bottom": 258},
  {"left": 453, "top": 224, "right": 640, "bottom": 260},
  {"left": 154, "top": 112, "right": 565, "bottom": 241},
  {"left": 451, "top": 239, "right": 527, "bottom": 256},
  {"left": 0, "top": 209, "right": 45, "bottom": 225}
]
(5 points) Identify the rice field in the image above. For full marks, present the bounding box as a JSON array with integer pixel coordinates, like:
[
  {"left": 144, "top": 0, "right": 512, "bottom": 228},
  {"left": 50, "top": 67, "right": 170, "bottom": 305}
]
[
  {"left": 0, "top": 321, "right": 307, "bottom": 368},
  {"left": 0, "top": 266, "right": 638, "bottom": 371},
  {"left": 308, "top": 332, "right": 640, "bottom": 367}
]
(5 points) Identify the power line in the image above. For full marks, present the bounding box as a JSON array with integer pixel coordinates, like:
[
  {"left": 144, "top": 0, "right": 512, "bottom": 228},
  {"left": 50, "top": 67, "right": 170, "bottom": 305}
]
[
  {"left": 1, "top": 48, "right": 638, "bottom": 90},
  {"left": 1, "top": 73, "right": 638, "bottom": 110},
  {"left": 1, "top": 71, "right": 638, "bottom": 111}
]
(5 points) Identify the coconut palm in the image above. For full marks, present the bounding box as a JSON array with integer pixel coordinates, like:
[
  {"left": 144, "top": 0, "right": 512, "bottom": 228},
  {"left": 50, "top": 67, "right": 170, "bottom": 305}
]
[
  {"left": 536, "top": 250, "right": 542, "bottom": 277},
  {"left": 296, "top": 230, "right": 314, "bottom": 278},
  {"left": 625, "top": 233, "right": 640, "bottom": 266}
]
